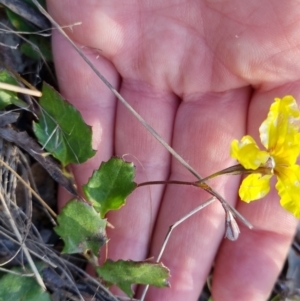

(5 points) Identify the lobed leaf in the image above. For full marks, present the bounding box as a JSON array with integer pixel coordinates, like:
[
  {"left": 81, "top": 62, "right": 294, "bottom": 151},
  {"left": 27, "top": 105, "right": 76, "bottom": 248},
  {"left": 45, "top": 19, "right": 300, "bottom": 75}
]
[
  {"left": 96, "top": 260, "right": 170, "bottom": 298},
  {"left": 0, "top": 267, "right": 51, "bottom": 301},
  {"left": 33, "top": 83, "right": 95, "bottom": 166},
  {"left": 54, "top": 199, "right": 107, "bottom": 256},
  {"left": 83, "top": 157, "right": 136, "bottom": 217}
]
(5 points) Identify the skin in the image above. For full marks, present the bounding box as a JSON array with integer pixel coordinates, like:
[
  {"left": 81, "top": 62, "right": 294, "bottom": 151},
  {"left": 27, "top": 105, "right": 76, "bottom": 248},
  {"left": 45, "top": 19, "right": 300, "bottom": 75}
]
[{"left": 47, "top": 1, "right": 300, "bottom": 300}]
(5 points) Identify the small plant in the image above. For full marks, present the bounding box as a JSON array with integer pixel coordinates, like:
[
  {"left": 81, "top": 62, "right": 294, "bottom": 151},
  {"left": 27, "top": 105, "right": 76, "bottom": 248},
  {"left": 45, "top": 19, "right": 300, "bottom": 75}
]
[
  {"left": 2, "top": 64, "right": 300, "bottom": 299},
  {"left": 1, "top": 1, "right": 300, "bottom": 300}
]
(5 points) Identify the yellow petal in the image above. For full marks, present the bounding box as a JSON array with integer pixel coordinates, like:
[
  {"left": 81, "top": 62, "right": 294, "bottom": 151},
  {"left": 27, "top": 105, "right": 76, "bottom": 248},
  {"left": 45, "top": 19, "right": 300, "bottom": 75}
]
[
  {"left": 276, "top": 165, "right": 300, "bottom": 218},
  {"left": 230, "top": 135, "right": 269, "bottom": 170},
  {"left": 259, "top": 96, "right": 300, "bottom": 165},
  {"left": 239, "top": 174, "right": 272, "bottom": 202}
]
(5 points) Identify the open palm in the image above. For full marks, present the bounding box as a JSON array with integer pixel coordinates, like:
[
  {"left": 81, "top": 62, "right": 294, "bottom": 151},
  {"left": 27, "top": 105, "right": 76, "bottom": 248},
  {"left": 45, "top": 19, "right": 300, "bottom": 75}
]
[{"left": 48, "top": 1, "right": 300, "bottom": 300}]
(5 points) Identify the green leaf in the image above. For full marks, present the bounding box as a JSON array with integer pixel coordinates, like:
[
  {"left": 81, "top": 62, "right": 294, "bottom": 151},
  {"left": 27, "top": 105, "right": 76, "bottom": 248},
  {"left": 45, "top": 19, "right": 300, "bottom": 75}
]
[
  {"left": 83, "top": 157, "right": 136, "bottom": 217},
  {"left": 21, "top": 35, "right": 52, "bottom": 62},
  {"left": 5, "top": 0, "right": 47, "bottom": 31},
  {"left": 54, "top": 199, "right": 107, "bottom": 255},
  {"left": 0, "top": 70, "right": 28, "bottom": 110},
  {"left": 33, "top": 83, "right": 96, "bottom": 166},
  {"left": 96, "top": 260, "right": 170, "bottom": 298},
  {"left": 5, "top": 9, "right": 36, "bottom": 32},
  {"left": 0, "top": 267, "right": 51, "bottom": 301}
]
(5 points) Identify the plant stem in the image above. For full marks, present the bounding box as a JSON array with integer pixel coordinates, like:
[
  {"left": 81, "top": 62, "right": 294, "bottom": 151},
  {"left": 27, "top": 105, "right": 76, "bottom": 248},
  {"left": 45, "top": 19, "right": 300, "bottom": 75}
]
[
  {"left": 137, "top": 164, "right": 249, "bottom": 188},
  {"left": 136, "top": 180, "right": 197, "bottom": 188}
]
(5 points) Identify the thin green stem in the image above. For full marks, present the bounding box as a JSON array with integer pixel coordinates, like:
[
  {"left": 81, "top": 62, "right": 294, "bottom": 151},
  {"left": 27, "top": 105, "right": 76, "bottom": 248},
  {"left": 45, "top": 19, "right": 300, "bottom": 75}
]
[
  {"left": 136, "top": 180, "right": 198, "bottom": 188},
  {"left": 136, "top": 164, "right": 251, "bottom": 188}
]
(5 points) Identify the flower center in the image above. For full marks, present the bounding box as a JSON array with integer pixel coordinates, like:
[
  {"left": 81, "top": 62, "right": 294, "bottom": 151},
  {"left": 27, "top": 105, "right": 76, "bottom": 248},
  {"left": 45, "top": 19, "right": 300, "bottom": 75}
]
[
  {"left": 257, "top": 156, "right": 275, "bottom": 175},
  {"left": 265, "top": 156, "right": 276, "bottom": 170}
]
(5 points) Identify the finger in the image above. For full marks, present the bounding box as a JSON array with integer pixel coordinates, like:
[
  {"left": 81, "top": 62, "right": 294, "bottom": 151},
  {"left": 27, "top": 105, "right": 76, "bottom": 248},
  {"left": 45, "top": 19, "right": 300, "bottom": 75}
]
[
  {"left": 47, "top": 0, "right": 125, "bottom": 57},
  {"left": 105, "top": 79, "right": 178, "bottom": 261},
  {"left": 212, "top": 87, "right": 300, "bottom": 301},
  {"left": 51, "top": 32, "right": 120, "bottom": 206},
  {"left": 143, "top": 88, "right": 251, "bottom": 301}
]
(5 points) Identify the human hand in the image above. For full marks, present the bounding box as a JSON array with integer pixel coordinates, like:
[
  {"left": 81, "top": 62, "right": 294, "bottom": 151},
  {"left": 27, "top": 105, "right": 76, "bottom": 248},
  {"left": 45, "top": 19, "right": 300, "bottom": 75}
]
[{"left": 47, "top": 1, "right": 300, "bottom": 300}]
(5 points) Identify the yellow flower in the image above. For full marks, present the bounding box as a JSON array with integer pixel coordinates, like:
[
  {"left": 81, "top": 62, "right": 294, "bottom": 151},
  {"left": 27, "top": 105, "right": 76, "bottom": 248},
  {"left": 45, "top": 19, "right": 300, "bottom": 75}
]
[{"left": 231, "top": 96, "right": 300, "bottom": 218}]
